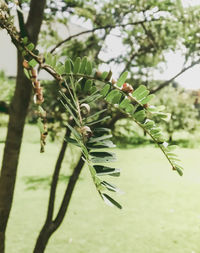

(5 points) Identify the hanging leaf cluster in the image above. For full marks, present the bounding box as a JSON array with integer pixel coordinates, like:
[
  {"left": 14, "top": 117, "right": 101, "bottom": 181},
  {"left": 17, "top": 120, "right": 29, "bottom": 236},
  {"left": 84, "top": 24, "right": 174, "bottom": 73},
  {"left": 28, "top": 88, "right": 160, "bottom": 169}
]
[
  {"left": 59, "top": 78, "right": 122, "bottom": 209},
  {"left": 19, "top": 40, "right": 183, "bottom": 208}
]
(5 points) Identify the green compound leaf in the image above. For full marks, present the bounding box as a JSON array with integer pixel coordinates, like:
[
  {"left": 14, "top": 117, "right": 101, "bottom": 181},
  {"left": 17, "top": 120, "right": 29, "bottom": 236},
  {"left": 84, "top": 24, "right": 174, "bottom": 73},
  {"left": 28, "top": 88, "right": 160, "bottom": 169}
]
[
  {"left": 140, "top": 94, "right": 155, "bottom": 104},
  {"left": 73, "top": 57, "right": 81, "bottom": 74},
  {"left": 174, "top": 166, "right": 183, "bottom": 176},
  {"left": 87, "top": 140, "right": 116, "bottom": 149},
  {"left": 93, "top": 165, "right": 120, "bottom": 177},
  {"left": 79, "top": 56, "right": 87, "bottom": 74},
  {"left": 116, "top": 71, "right": 128, "bottom": 87},
  {"left": 22, "top": 36, "right": 28, "bottom": 45},
  {"left": 106, "top": 90, "right": 118, "bottom": 103},
  {"left": 119, "top": 98, "right": 131, "bottom": 109},
  {"left": 65, "top": 137, "right": 81, "bottom": 147},
  {"left": 125, "top": 104, "right": 135, "bottom": 114},
  {"left": 83, "top": 79, "right": 93, "bottom": 93},
  {"left": 55, "top": 62, "right": 65, "bottom": 75},
  {"left": 133, "top": 110, "right": 146, "bottom": 122},
  {"left": 132, "top": 85, "right": 146, "bottom": 98},
  {"left": 101, "top": 193, "right": 122, "bottom": 209},
  {"left": 88, "top": 134, "right": 113, "bottom": 143},
  {"left": 111, "top": 91, "right": 122, "bottom": 104},
  {"left": 26, "top": 43, "right": 34, "bottom": 51},
  {"left": 93, "top": 128, "right": 111, "bottom": 135},
  {"left": 65, "top": 59, "right": 72, "bottom": 74},
  {"left": 90, "top": 151, "right": 117, "bottom": 163},
  {"left": 23, "top": 68, "right": 30, "bottom": 79},
  {"left": 86, "top": 61, "right": 92, "bottom": 75},
  {"left": 101, "top": 181, "right": 120, "bottom": 192},
  {"left": 100, "top": 84, "right": 111, "bottom": 97},
  {"left": 28, "top": 59, "right": 37, "bottom": 68},
  {"left": 100, "top": 71, "right": 108, "bottom": 80}
]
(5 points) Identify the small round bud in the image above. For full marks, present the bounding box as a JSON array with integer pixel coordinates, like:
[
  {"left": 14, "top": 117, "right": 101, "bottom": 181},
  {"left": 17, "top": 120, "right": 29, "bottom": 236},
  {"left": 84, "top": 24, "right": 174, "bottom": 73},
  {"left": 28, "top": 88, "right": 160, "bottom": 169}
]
[
  {"left": 23, "top": 60, "right": 30, "bottom": 69},
  {"left": 121, "top": 83, "right": 133, "bottom": 93},
  {"left": 95, "top": 71, "right": 102, "bottom": 78},
  {"left": 111, "top": 78, "right": 117, "bottom": 85},
  {"left": 80, "top": 126, "right": 92, "bottom": 138},
  {"left": 80, "top": 103, "right": 90, "bottom": 115}
]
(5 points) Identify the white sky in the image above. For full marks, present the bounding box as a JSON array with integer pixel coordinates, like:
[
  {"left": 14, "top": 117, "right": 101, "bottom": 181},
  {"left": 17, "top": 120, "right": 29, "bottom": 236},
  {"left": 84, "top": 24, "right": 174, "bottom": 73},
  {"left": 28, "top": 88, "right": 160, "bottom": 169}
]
[
  {"left": 182, "top": 0, "right": 200, "bottom": 7},
  {"left": 155, "top": 52, "right": 200, "bottom": 90},
  {"left": 156, "top": 0, "right": 200, "bottom": 90}
]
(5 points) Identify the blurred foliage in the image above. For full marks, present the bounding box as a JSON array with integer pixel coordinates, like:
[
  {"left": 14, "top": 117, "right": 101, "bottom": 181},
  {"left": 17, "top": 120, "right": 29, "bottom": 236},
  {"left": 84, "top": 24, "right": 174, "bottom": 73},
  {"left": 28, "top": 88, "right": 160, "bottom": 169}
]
[
  {"left": 0, "top": 71, "right": 15, "bottom": 103},
  {"left": 37, "top": 0, "right": 200, "bottom": 78},
  {"left": 153, "top": 85, "right": 200, "bottom": 141},
  {"left": 113, "top": 119, "right": 151, "bottom": 148}
]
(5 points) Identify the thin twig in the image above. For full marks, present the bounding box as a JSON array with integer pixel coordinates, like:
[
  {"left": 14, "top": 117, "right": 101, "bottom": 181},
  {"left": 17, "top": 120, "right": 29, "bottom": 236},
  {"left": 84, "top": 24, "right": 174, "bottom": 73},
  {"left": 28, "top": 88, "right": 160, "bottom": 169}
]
[
  {"left": 50, "top": 19, "right": 160, "bottom": 54},
  {"left": 151, "top": 59, "right": 200, "bottom": 93}
]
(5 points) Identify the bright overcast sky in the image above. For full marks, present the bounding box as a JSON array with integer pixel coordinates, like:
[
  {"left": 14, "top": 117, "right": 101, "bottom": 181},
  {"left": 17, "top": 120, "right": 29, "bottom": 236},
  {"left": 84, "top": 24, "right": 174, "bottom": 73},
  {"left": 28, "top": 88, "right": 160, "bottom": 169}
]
[
  {"left": 159, "top": 0, "right": 200, "bottom": 90},
  {"left": 167, "top": 0, "right": 200, "bottom": 90}
]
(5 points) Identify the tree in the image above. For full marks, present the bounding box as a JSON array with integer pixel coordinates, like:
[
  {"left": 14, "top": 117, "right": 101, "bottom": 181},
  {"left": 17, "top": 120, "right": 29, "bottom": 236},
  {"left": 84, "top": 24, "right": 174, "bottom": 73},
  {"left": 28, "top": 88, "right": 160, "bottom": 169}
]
[
  {"left": 0, "top": 0, "right": 46, "bottom": 252},
  {"left": 154, "top": 85, "right": 199, "bottom": 141},
  {"left": 0, "top": 0, "right": 199, "bottom": 252}
]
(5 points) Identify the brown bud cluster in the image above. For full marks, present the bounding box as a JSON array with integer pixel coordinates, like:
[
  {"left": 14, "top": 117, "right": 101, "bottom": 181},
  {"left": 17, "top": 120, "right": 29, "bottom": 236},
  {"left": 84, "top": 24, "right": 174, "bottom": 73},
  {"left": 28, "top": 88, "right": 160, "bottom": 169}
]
[
  {"left": 80, "top": 126, "right": 92, "bottom": 139},
  {"left": 121, "top": 83, "right": 134, "bottom": 94},
  {"left": 23, "top": 60, "right": 44, "bottom": 105},
  {"left": 23, "top": 59, "right": 47, "bottom": 152},
  {"left": 95, "top": 71, "right": 102, "bottom": 79}
]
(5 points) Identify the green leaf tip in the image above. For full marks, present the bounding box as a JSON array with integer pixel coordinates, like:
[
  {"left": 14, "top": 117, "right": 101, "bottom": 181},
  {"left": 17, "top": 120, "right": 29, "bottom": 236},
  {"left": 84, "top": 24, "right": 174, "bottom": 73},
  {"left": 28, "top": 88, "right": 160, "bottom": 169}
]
[{"left": 116, "top": 71, "right": 128, "bottom": 87}]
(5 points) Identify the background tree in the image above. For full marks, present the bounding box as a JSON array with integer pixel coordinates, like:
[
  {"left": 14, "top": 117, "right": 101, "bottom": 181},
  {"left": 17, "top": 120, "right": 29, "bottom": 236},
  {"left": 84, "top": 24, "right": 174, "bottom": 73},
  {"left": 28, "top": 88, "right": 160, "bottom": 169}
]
[{"left": 153, "top": 85, "right": 199, "bottom": 142}]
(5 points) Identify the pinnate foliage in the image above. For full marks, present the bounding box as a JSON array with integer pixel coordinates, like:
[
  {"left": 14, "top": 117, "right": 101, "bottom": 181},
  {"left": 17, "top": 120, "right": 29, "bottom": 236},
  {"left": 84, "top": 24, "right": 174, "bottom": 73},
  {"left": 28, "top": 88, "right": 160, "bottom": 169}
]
[{"left": 20, "top": 36, "right": 183, "bottom": 208}]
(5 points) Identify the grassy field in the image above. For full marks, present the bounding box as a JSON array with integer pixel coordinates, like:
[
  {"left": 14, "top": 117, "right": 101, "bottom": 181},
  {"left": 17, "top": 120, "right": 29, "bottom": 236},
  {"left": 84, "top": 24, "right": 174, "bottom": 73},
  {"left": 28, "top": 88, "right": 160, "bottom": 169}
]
[{"left": 1, "top": 124, "right": 200, "bottom": 253}]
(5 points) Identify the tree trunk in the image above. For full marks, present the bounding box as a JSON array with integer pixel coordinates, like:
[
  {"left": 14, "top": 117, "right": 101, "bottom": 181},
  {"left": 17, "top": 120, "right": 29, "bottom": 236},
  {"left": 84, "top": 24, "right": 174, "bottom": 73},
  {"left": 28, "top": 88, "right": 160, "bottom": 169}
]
[
  {"left": 0, "top": 1, "right": 46, "bottom": 252},
  {"left": 0, "top": 53, "right": 32, "bottom": 252},
  {"left": 33, "top": 225, "right": 54, "bottom": 253},
  {"left": 33, "top": 156, "right": 84, "bottom": 253}
]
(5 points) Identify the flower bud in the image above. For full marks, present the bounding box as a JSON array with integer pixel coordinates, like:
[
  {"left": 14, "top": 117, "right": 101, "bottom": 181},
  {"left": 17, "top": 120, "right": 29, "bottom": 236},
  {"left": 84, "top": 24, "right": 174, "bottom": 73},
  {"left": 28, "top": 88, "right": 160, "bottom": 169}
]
[
  {"left": 80, "top": 126, "right": 92, "bottom": 138},
  {"left": 121, "top": 83, "right": 133, "bottom": 93},
  {"left": 80, "top": 103, "right": 90, "bottom": 115},
  {"left": 23, "top": 60, "right": 30, "bottom": 69}
]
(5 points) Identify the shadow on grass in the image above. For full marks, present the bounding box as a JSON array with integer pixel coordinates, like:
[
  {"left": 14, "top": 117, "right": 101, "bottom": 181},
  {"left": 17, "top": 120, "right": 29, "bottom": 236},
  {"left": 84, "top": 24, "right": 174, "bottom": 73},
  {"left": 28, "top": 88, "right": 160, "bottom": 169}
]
[{"left": 23, "top": 174, "right": 83, "bottom": 190}]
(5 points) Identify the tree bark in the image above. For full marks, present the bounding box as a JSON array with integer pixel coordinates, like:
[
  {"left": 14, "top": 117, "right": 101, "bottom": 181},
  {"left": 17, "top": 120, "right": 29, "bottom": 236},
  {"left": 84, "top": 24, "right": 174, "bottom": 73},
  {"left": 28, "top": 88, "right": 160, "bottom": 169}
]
[
  {"left": 0, "top": 53, "right": 32, "bottom": 253},
  {"left": 0, "top": 1, "right": 46, "bottom": 252}
]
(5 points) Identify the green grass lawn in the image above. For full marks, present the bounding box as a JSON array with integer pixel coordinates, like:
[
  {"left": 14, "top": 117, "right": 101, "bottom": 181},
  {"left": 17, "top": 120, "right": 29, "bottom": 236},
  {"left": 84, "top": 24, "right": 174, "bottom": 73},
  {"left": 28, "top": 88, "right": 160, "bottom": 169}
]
[{"left": 1, "top": 125, "right": 200, "bottom": 253}]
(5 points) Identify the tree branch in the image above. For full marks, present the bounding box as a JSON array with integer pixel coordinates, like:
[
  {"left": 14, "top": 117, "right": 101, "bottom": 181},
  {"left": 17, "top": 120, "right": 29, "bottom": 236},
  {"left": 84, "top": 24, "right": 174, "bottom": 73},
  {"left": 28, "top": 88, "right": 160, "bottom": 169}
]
[
  {"left": 50, "top": 18, "right": 160, "bottom": 54},
  {"left": 25, "top": 0, "right": 46, "bottom": 44},
  {"left": 52, "top": 154, "right": 84, "bottom": 230},
  {"left": 151, "top": 59, "right": 200, "bottom": 93},
  {"left": 46, "top": 124, "right": 73, "bottom": 223},
  {"left": 16, "top": 1, "right": 27, "bottom": 38}
]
